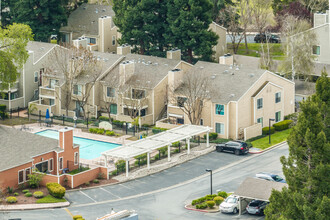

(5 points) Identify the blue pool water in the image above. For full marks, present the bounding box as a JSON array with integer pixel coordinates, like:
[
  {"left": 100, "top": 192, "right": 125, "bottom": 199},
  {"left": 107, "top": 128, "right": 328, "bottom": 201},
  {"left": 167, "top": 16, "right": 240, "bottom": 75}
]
[{"left": 36, "top": 130, "right": 120, "bottom": 159}]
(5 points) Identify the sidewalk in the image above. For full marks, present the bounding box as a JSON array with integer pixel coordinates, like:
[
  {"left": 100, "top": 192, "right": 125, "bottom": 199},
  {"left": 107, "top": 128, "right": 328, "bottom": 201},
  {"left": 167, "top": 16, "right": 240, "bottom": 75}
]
[
  {"left": 249, "top": 141, "right": 287, "bottom": 154},
  {"left": 0, "top": 201, "right": 70, "bottom": 211}
]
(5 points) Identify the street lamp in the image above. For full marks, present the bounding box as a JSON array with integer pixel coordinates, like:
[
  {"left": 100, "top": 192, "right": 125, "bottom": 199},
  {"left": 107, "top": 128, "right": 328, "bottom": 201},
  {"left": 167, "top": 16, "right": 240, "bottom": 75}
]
[
  {"left": 206, "top": 169, "right": 213, "bottom": 195},
  {"left": 269, "top": 118, "right": 275, "bottom": 144}
]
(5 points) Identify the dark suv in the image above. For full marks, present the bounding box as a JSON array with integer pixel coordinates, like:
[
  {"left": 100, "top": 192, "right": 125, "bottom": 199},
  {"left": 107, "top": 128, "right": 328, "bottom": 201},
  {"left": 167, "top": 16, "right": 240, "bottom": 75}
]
[
  {"left": 254, "top": 34, "right": 281, "bottom": 43},
  {"left": 216, "top": 141, "right": 249, "bottom": 155}
]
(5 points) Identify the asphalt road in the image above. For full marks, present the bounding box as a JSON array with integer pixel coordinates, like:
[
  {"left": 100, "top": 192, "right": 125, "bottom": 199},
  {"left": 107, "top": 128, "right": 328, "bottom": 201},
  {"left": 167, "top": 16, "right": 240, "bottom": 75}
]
[{"left": 1, "top": 143, "right": 288, "bottom": 220}]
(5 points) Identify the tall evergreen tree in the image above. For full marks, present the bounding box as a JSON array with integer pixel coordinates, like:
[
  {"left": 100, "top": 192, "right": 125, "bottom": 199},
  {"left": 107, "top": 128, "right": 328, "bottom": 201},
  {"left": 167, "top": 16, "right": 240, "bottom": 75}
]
[
  {"left": 11, "top": 0, "right": 68, "bottom": 42},
  {"left": 113, "top": 0, "right": 168, "bottom": 56},
  {"left": 265, "top": 71, "right": 330, "bottom": 220},
  {"left": 166, "top": 0, "right": 218, "bottom": 63}
]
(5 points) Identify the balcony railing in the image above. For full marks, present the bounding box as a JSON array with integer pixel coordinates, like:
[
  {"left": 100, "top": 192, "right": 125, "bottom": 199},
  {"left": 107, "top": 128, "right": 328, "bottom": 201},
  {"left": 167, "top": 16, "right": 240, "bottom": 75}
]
[{"left": 39, "top": 86, "right": 55, "bottom": 98}]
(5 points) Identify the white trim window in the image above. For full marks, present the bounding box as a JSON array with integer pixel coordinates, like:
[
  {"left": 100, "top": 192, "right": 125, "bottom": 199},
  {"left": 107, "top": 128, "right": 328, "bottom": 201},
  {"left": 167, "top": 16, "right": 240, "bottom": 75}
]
[
  {"left": 257, "top": 117, "right": 263, "bottom": 127},
  {"left": 215, "top": 123, "right": 225, "bottom": 135},
  {"left": 74, "top": 152, "right": 79, "bottom": 165},
  {"left": 73, "top": 85, "right": 82, "bottom": 95},
  {"left": 59, "top": 157, "right": 63, "bottom": 170},
  {"left": 25, "top": 168, "right": 31, "bottom": 181},
  {"left": 112, "top": 35, "right": 116, "bottom": 46},
  {"left": 107, "top": 87, "right": 115, "bottom": 97},
  {"left": 275, "top": 92, "right": 281, "bottom": 103},
  {"left": 18, "top": 170, "right": 24, "bottom": 184},
  {"left": 49, "top": 158, "right": 53, "bottom": 171},
  {"left": 257, "top": 98, "right": 263, "bottom": 109},
  {"left": 200, "top": 118, "right": 204, "bottom": 126},
  {"left": 312, "top": 45, "right": 320, "bottom": 55},
  {"left": 275, "top": 111, "right": 281, "bottom": 122},
  {"left": 34, "top": 72, "right": 38, "bottom": 83}
]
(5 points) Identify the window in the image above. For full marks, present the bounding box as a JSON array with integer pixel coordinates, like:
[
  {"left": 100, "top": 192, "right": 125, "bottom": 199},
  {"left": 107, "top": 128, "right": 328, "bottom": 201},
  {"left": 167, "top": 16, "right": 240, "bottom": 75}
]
[
  {"left": 257, "top": 98, "right": 263, "bottom": 109},
  {"left": 140, "top": 108, "right": 146, "bottom": 117},
  {"left": 49, "top": 158, "right": 53, "bottom": 171},
  {"left": 34, "top": 89, "right": 38, "bottom": 98},
  {"left": 107, "top": 87, "right": 115, "bottom": 97},
  {"left": 110, "top": 104, "right": 117, "bottom": 114},
  {"left": 49, "top": 79, "right": 59, "bottom": 88},
  {"left": 73, "top": 85, "right": 82, "bottom": 95},
  {"left": 275, "top": 92, "right": 281, "bottom": 103},
  {"left": 200, "top": 119, "right": 204, "bottom": 126},
  {"left": 18, "top": 170, "right": 24, "bottom": 184},
  {"left": 25, "top": 168, "right": 31, "bottom": 181},
  {"left": 132, "top": 89, "right": 146, "bottom": 99},
  {"left": 312, "top": 45, "right": 320, "bottom": 55},
  {"left": 59, "top": 157, "right": 63, "bottom": 170},
  {"left": 34, "top": 72, "right": 38, "bottom": 83},
  {"left": 177, "top": 97, "right": 187, "bottom": 107},
  {"left": 215, "top": 104, "right": 224, "bottom": 115},
  {"left": 215, "top": 123, "right": 225, "bottom": 135},
  {"left": 89, "top": 38, "right": 96, "bottom": 44},
  {"left": 275, "top": 111, "right": 281, "bottom": 122},
  {"left": 257, "top": 117, "right": 263, "bottom": 127},
  {"left": 177, "top": 118, "right": 184, "bottom": 124},
  {"left": 74, "top": 152, "right": 79, "bottom": 165},
  {"left": 50, "top": 99, "right": 55, "bottom": 106},
  {"left": 112, "top": 36, "right": 116, "bottom": 46}
]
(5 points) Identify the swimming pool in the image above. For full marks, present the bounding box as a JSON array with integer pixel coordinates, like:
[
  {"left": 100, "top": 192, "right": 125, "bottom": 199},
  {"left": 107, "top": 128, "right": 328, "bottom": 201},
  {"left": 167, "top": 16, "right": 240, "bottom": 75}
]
[{"left": 36, "top": 130, "right": 120, "bottom": 159}]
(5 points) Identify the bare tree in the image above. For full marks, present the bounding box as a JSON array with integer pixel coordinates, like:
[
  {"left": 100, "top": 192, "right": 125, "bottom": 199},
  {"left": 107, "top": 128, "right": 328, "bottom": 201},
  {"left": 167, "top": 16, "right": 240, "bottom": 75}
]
[
  {"left": 299, "top": 0, "right": 329, "bottom": 12},
  {"left": 170, "top": 70, "right": 214, "bottom": 125},
  {"left": 279, "top": 15, "right": 316, "bottom": 80},
  {"left": 250, "top": 0, "right": 276, "bottom": 35},
  {"left": 259, "top": 39, "right": 275, "bottom": 71},
  {"left": 238, "top": 0, "right": 252, "bottom": 53},
  {"left": 46, "top": 45, "right": 102, "bottom": 116},
  {"left": 100, "top": 76, "right": 119, "bottom": 123}
]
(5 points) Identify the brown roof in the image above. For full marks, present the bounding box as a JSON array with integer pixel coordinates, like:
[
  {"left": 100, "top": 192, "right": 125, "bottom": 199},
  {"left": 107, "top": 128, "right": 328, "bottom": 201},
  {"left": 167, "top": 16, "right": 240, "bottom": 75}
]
[{"left": 234, "top": 177, "right": 288, "bottom": 201}]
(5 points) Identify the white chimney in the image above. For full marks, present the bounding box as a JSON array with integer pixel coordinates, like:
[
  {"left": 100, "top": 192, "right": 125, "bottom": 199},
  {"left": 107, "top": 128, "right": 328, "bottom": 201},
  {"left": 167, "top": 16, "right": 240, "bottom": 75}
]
[
  {"left": 167, "top": 49, "right": 181, "bottom": 60},
  {"left": 219, "top": 54, "right": 234, "bottom": 65},
  {"left": 117, "top": 44, "right": 131, "bottom": 55},
  {"left": 119, "top": 61, "right": 135, "bottom": 85}
]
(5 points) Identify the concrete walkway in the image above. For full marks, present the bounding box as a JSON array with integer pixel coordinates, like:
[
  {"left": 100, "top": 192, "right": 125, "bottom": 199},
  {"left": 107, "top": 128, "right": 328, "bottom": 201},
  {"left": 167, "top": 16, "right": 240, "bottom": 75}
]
[{"left": 0, "top": 201, "right": 70, "bottom": 211}]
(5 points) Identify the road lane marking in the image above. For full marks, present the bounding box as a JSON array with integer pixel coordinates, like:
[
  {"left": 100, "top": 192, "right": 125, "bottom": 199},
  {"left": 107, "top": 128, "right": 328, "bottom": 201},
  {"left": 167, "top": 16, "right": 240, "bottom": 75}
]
[
  {"left": 100, "top": 187, "right": 121, "bottom": 199},
  {"left": 64, "top": 208, "right": 73, "bottom": 217},
  {"left": 134, "top": 179, "right": 146, "bottom": 184},
  {"left": 79, "top": 190, "right": 97, "bottom": 203},
  {"left": 119, "top": 184, "right": 133, "bottom": 190}
]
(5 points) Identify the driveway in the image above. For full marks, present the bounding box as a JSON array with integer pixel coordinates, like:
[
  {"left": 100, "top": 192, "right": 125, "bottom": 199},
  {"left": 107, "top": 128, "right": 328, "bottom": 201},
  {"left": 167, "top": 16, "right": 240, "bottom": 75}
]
[{"left": 2, "top": 143, "right": 288, "bottom": 220}]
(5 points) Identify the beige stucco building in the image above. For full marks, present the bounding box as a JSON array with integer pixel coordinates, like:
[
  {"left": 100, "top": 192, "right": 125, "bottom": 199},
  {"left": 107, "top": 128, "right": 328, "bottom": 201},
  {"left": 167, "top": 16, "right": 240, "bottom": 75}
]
[
  {"left": 0, "top": 42, "right": 56, "bottom": 111},
  {"left": 60, "top": 3, "right": 119, "bottom": 53},
  {"left": 166, "top": 62, "right": 295, "bottom": 140},
  {"left": 209, "top": 22, "right": 227, "bottom": 62}
]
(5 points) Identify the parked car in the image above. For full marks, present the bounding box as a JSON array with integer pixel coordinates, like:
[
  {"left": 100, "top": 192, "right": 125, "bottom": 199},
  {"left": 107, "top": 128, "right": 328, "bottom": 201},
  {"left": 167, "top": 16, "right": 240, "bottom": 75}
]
[
  {"left": 256, "top": 172, "right": 286, "bottom": 183},
  {"left": 254, "top": 34, "right": 281, "bottom": 43},
  {"left": 246, "top": 200, "right": 269, "bottom": 215},
  {"left": 216, "top": 141, "right": 249, "bottom": 155},
  {"left": 219, "top": 195, "right": 240, "bottom": 214}
]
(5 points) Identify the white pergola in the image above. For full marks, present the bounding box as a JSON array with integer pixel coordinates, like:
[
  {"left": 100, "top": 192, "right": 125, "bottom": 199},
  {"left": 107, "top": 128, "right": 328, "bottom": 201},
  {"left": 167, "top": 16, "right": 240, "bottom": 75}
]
[{"left": 102, "top": 125, "right": 212, "bottom": 177}]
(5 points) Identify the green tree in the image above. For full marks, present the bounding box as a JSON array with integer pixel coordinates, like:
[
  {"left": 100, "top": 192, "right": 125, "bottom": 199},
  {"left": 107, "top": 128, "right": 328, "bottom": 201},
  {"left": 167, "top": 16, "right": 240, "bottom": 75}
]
[
  {"left": 265, "top": 71, "right": 330, "bottom": 220},
  {"left": 11, "top": 0, "right": 68, "bottom": 42},
  {"left": 113, "top": 0, "right": 168, "bottom": 56},
  {"left": 166, "top": 0, "right": 218, "bottom": 63},
  {"left": 0, "top": 23, "right": 33, "bottom": 91}
]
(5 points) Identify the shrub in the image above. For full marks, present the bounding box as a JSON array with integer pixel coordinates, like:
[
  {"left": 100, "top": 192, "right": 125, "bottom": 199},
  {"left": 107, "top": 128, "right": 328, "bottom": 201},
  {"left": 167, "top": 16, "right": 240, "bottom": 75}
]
[
  {"left": 97, "top": 128, "right": 105, "bottom": 134},
  {"left": 73, "top": 215, "right": 85, "bottom": 220},
  {"left": 0, "top": 104, "right": 6, "bottom": 112},
  {"left": 273, "top": 120, "right": 293, "bottom": 131},
  {"left": 217, "top": 191, "right": 228, "bottom": 198},
  {"left": 152, "top": 127, "right": 167, "bottom": 134},
  {"left": 206, "top": 201, "right": 215, "bottom": 208},
  {"left": 105, "top": 130, "right": 115, "bottom": 136},
  {"left": 46, "top": 182, "right": 66, "bottom": 199},
  {"left": 22, "top": 189, "right": 30, "bottom": 194},
  {"left": 262, "top": 126, "right": 275, "bottom": 135},
  {"left": 25, "top": 192, "right": 32, "bottom": 197},
  {"left": 89, "top": 128, "right": 97, "bottom": 133},
  {"left": 33, "top": 191, "right": 44, "bottom": 198},
  {"left": 115, "top": 160, "right": 126, "bottom": 173},
  {"left": 171, "top": 141, "right": 180, "bottom": 147},
  {"left": 205, "top": 194, "right": 217, "bottom": 201},
  {"left": 85, "top": 181, "right": 90, "bottom": 186},
  {"left": 214, "top": 196, "right": 224, "bottom": 205},
  {"left": 112, "top": 120, "right": 124, "bottom": 126},
  {"left": 204, "top": 132, "right": 218, "bottom": 140},
  {"left": 6, "top": 196, "right": 17, "bottom": 204},
  {"left": 93, "top": 179, "right": 99, "bottom": 184},
  {"left": 142, "top": 124, "right": 150, "bottom": 128},
  {"left": 111, "top": 170, "right": 118, "bottom": 176},
  {"left": 97, "top": 172, "right": 105, "bottom": 180},
  {"left": 14, "top": 192, "right": 19, "bottom": 196},
  {"left": 154, "top": 154, "right": 160, "bottom": 160},
  {"left": 28, "top": 170, "right": 46, "bottom": 188},
  {"left": 174, "top": 149, "right": 180, "bottom": 153},
  {"left": 191, "top": 199, "right": 199, "bottom": 206},
  {"left": 196, "top": 202, "right": 208, "bottom": 209},
  {"left": 98, "top": 116, "right": 109, "bottom": 121},
  {"left": 7, "top": 186, "right": 13, "bottom": 194}
]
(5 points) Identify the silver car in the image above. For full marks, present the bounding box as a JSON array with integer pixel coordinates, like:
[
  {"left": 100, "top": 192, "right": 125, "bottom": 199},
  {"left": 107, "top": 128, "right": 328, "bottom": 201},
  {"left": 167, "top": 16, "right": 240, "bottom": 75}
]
[{"left": 219, "top": 195, "right": 239, "bottom": 214}]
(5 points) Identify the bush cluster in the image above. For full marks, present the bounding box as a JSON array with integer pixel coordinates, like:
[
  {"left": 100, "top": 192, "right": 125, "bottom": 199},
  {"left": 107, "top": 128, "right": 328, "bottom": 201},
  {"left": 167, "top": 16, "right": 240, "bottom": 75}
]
[
  {"left": 46, "top": 182, "right": 66, "bottom": 199},
  {"left": 14, "top": 192, "right": 19, "bottom": 196},
  {"left": 273, "top": 120, "right": 293, "bottom": 131},
  {"left": 6, "top": 196, "right": 17, "bottom": 204},
  {"left": 217, "top": 191, "right": 228, "bottom": 198},
  {"left": 152, "top": 127, "right": 168, "bottom": 134},
  {"left": 98, "top": 116, "right": 109, "bottom": 121},
  {"left": 25, "top": 192, "right": 32, "bottom": 197},
  {"left": 171, "top": 141, "right": 181, "bottom": 147},
  {"left": 93, "top": 179, "right": 99, "bottom": 184},
  {"left": 203, "top": 132, "right": 218, "bottom": 140},
  {"left": 214, "top": 196, "right": 224, "bottom": 205},
  {"left": 89, "top": 128, "right": 119, "bottom": 136},
  {"left": 22, "top": 189, "right": 29, "bottom": 194},
  {"left": 33, "top": 191, "right": 44, "bottom": 198},
  {"left": 105, "top": 130, "right": 115, "bottom": 136},
  {"left": 196, "top": 202, "right": 208, "bottom": 209},
  {"left": 262, "top": 126, "right": 275, "bottom": 135},
  {"left": 206, "top": 201, "right": 215, "bottom": 208},
  {"left": 73, "top": 215, "right": 85, "bottom": 220}
]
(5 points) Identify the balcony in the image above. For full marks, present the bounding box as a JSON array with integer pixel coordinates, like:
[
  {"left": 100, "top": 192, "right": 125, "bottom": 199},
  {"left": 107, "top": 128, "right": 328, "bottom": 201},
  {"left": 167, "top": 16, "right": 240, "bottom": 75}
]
[
  {"left": 87, "top": 44, "right": 99, "bottom": 51},
  {"left": 29, "top": 100, "right": 56, "bottom": 116},
  {"left": 39, "top": 86, "right": 55, "bottom": 98}
]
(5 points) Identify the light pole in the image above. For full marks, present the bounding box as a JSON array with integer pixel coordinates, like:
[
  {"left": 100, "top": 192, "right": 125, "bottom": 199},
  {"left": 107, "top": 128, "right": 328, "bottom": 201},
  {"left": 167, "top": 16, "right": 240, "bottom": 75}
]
[
  {"left": 269, "top": 118, "right": 275, "bottom": 144},
  {"left": 206, "top": 169, "right": 213, "bottom": 195}
]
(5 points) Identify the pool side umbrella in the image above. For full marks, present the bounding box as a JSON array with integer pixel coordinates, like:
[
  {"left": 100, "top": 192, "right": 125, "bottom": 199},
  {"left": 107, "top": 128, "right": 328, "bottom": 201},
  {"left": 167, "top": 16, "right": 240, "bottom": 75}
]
[{"left": 45, "top": 109, "right": 50, "bottom": 120}]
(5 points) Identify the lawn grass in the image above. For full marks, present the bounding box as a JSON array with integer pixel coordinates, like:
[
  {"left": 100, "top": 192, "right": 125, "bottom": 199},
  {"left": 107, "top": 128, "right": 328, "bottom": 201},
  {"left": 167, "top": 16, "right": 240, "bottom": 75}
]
[
  {"left": 68, "top": 167, "right": 90, "bottom": 175},
  {"left": 227, "top": 43, "right": 286, "bottom": 60},
  {"left": 36, "top": 195, "right": 66, "bottom": 203},
  {"left": 0, "top": 117, "right": 37, "bottom": 126},
  {"left": 251, "top": 128, "right": 292, "bottom": 150}
]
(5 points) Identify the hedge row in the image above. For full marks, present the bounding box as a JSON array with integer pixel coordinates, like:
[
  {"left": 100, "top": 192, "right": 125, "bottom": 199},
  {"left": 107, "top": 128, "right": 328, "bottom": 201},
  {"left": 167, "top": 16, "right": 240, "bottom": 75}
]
[
  {"left": 152, "top": 127, "right": 168, "bottom": 134},
  {"left": 46, "top": 182, "right": 66, "bottom": 199},
  {"left": 273, "top": 120, "right": 293, "bottom": 131},
  {"left": 89, "top": 128, "right": 119, "bottom": 136},
  {"left": 262, "top": 126, "right": 275, "bottom": 135},
  {"left": 203, "top": 132, "right": 218, "bottom": 140}
]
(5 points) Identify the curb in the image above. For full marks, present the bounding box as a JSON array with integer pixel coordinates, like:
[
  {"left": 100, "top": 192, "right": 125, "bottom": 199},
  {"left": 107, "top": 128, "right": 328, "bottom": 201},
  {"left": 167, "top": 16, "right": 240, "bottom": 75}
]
[
  {"left": 0, "top": 201, "right": 70, "bottom": 211},
  {"left": 184, "top": 204, "right": 219, "bottom": 213},
  {"left": 249, "top": 141, "right": 287, "bottom": 154}
]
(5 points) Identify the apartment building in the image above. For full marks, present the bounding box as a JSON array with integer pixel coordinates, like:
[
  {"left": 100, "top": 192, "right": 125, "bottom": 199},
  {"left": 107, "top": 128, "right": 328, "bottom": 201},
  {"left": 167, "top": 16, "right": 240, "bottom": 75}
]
[
  {"left": 0, "top": 42, "right": 56, "bottom": 111},
  {"left": 166, "top": 61, "right": 295, "bottom": 140}
]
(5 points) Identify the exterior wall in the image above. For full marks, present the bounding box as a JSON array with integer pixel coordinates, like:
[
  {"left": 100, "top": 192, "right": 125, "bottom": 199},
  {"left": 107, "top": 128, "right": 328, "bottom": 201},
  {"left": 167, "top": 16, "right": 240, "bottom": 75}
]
[
  {"left": 209, "top": 22, "right": 227, "bottom": 62},
  {"left": 153, "top": 76, "right": 168, "bottom": 123},
  {"left": 155, "top": 120, "right": 180, "bottom": 129},
  {"left": 33, "top": 151, "right": 58, "bottom": 175},
  {"left": 58, "top": 128, "right": 80, "bottom": 173},
  {"left": 71, "top": 167, "right": 100, "bottom": 188},
  {"left": 0, "top": 162, "right": 33, "bottom": 190},
  {"left": 228, "top": 102, "right": 237, "bottom": 140},
  {"left": 244, "top": 123, "right": 262, "bottom": 141},
  {"left": 311, "top": 24, "right": 330, "bottom": 64},
  {"left": 99, "top": 16, "right": 118, "bottom": 53}
]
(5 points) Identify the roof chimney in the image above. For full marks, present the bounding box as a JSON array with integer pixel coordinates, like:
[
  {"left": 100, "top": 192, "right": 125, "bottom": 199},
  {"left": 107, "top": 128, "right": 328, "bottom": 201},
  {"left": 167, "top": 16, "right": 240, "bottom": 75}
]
[
  {"left": 219, "top": 54, "right": 234, "bottom": 66},
  {"left": 117, "top": 44, "right": 131, "bottom": 55},
  {"left": 167, "top": 49, "right": 181, "bottom": 60},
  {"left": 119, "top": 61, "right": 135, "bottom": 85}
]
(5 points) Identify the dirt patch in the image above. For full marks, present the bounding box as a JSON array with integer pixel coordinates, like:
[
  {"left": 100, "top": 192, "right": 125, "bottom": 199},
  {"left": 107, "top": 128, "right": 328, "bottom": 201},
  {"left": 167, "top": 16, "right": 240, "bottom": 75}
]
[
  {"left": 1, "top": 187, "right": 49, "bottom": 205},
  {"left": 71, "top": 178, "right": 119, "bottom": 189}
]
